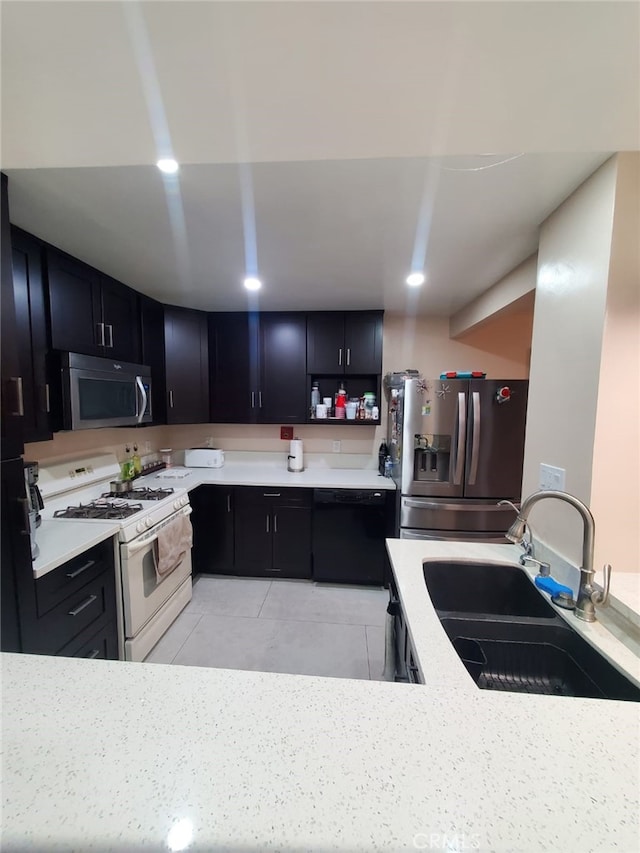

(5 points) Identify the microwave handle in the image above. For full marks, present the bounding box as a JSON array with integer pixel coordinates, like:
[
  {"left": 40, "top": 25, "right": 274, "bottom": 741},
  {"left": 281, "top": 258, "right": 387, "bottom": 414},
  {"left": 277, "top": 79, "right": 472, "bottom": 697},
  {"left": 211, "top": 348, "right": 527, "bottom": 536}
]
[{"left": 135, "top": 376, "right": 147, "bottom": 424}]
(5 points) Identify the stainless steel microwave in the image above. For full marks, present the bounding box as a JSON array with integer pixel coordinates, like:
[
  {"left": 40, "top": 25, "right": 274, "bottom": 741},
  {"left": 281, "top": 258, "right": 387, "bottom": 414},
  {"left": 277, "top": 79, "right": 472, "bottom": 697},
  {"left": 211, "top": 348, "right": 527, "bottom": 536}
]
[{"left": 59, "top": 352, "right": 152, "bottom": 430}]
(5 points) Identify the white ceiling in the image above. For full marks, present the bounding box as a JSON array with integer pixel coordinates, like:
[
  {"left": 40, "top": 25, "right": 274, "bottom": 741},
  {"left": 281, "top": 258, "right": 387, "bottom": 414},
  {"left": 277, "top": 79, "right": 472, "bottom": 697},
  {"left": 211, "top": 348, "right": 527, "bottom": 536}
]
[{"left": 1, "top": 1, "right": 638, "bottom": 315}]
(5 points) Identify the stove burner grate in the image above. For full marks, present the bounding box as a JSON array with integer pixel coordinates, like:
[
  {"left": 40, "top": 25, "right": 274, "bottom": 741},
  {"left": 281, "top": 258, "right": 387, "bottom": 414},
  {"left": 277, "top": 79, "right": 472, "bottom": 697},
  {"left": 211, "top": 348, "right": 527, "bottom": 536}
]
[
  {"left": 100, "top": 487, "right": 175, "bottom": 502},
  {"left": 53, "top": 500, "right": 145, "bottom": 520}
]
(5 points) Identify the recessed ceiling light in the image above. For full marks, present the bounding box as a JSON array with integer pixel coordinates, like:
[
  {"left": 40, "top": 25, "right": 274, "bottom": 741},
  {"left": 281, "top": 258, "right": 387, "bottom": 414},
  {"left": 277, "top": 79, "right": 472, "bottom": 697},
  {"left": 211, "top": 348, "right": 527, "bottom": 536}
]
[
  {"left": 156, "top": 158, "right": 179, "bottom": 174},
  {"left": 244, "top": 276, "right": 262, "bottom": 291},
  {"left": 406, "top": 272, "right": 426, "bottom": 287}
]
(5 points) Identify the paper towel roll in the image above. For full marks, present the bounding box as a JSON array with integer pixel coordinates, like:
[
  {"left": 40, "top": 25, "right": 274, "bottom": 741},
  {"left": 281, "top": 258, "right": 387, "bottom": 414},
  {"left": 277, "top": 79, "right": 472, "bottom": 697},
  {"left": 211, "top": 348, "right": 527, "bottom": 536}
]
[{"left": 288, "top": 438, "right": 304, "bottom": 472}]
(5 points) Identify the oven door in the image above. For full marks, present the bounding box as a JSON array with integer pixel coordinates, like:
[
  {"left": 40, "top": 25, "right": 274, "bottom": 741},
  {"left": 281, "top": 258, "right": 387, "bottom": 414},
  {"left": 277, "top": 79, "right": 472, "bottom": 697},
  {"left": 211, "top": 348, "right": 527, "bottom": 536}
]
[
  {"left": 66, "top": 367, "right": 152, "bottom": 429},
  {"left": 120, "top": 508, "right": 192, "bottom": 639}
]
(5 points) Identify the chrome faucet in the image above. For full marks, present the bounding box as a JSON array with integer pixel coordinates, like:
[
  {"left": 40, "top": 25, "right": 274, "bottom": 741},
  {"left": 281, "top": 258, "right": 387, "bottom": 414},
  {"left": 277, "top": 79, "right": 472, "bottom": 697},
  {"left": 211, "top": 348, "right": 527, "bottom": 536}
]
[{"left": 504, "top": 489, "right": 611, "bottom": 622}]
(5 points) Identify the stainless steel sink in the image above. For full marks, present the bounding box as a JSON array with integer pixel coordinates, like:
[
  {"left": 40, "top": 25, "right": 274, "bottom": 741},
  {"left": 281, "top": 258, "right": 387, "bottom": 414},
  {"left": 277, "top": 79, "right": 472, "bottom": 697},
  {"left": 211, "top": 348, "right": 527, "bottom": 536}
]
[
  {"left": 423, "top": 559, "right": 640, "bottom": 702},
  {"left": 423, "top": 560, "right": 557, "bottom": 618}
]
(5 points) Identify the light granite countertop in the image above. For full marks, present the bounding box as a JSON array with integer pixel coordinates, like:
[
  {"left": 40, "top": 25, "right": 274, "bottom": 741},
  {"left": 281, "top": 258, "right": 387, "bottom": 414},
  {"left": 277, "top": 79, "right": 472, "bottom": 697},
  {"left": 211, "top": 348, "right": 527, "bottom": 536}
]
[
  {"left": 31, "top": 519, "right": 120, "bottom": 579},
  {"left": 387, "top": 540, "right": 640, "bottom": 690},
  {"left": 3, "top": 541, "right": 639, "bottom": 851},
  {"left": 31, "top": 456, "right": 394, "bottom": 579},
  {"left": 140, "top": 455, "right": 396, "bottom": 493}
]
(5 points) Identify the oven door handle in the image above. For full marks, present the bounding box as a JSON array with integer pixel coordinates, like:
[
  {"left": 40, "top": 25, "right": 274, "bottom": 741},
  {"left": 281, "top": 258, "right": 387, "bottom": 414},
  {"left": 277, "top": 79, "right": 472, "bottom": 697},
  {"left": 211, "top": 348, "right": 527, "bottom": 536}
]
[{"left": 124, "top": 507, "right": 192, "bottom": 555}]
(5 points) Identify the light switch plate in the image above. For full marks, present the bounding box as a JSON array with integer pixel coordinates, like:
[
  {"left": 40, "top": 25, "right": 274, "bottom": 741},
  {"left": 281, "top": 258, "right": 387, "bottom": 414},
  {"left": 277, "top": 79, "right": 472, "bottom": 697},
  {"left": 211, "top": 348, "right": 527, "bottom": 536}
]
[
  {"left": 539, "top": 463, "right": 566, "bottom": 491},
  {"left": 332, "top": 440, "right": 341, "bottom": 453}
]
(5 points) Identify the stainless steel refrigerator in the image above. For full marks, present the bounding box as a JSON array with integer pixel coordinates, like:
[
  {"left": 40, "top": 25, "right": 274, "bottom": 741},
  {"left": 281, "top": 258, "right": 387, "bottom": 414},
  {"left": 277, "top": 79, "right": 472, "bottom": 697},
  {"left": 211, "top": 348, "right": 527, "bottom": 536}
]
[{"left": 385, "top": 374, "right": 529, "bottom": 542}]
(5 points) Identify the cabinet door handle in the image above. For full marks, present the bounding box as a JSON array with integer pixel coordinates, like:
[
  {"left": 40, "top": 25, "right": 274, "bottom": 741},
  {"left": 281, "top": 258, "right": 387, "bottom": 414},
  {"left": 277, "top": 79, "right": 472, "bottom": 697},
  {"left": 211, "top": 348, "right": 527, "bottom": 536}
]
[
  {"left": 226, "top": 494, "right": 231, "bottom": 513},
  {"left": 273, "top": 513, "right": 278, "bottom": 534},
  {"left": 44, "top": 383, "right": 50, "bottom": 413},
  {"left": 251, "top": 391, "right": 255, "bottom": 409},
  {"left": 97, "top": 323, "right": 105, "bottom": 347},
  {"left": 266, "top": 514, "right": 270, "bottom": 533},
  {"left": 9, "top": 377, "right": 24, "bottom": 417},
  {"left": 346, "top": 348, "right": 351, "bottom": 366},
  {"left": 169, "top": 390, "right": 174, "bottom": 408},
  {"left": 86, "top": 649, "right": 101, "bottom": 659},
  {"left": 338, "top": 347, "right": 342, "bottom": 366},
  {"left": 66, "top": 559, "right": 96, "bottom": 579},
  {"left": 106, "top": 324, "right": 114, "bottom": 348},
  {"left": 68, "top": 594, "right": 97, "bottom": 617},
  {"left": 258, "top": 391, "right": 263, "bottom": 408},
  {"left": 263, "top": 492, "right": 281, "bottom": 497}
]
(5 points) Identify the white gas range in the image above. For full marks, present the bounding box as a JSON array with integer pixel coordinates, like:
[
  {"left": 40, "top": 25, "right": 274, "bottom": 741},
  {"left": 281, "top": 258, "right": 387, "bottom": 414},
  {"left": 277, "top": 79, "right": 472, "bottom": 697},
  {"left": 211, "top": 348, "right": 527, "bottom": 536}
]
[{"left": 39, "top": 454, "right": 193, "bottom": 662}]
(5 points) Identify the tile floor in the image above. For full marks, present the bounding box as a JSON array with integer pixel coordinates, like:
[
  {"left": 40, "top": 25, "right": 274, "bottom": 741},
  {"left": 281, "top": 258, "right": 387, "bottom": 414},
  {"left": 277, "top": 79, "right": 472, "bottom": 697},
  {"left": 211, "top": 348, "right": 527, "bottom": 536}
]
[{"left": 145, "top": 575, "right": 389, "bottom": 681}]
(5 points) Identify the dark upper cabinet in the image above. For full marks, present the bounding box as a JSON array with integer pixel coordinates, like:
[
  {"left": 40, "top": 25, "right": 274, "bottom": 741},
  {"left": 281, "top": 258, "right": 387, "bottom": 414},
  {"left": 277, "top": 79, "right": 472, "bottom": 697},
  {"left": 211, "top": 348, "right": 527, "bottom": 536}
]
[
  {"left": 11, "top": 228, "right": 52, "bottom": 443},
  {"left": 99, "top": 274, "right": 140, "bottom": 363},
  {"left": 259, "top": 313, "right": 307, "bottom": 423},
  {"left": 209, "top": 312, "right": 306, "bottom": 425},
  {"left": 140, "top": 295, "right": 167, "bottom": 425},
  {"left": 307, "top": 311, "right": 383, "bottom": 375},
  {"left": 46, "top": 248, "right": 140, "bottom": 362},
  {"left": 46, "top": 249, "right": 101, "bottom": 355},
  {"left": 209, "top": 312, "right": 257, "bottom": 423},
  {"left": 1, "top": 174, "right": 24, "bottom": 459},
  {"left": 164, "top": 305, "right": 209, "bottom": 424},
  {"left": 344, "top": 312, "right": 383, "bottom": 374}
]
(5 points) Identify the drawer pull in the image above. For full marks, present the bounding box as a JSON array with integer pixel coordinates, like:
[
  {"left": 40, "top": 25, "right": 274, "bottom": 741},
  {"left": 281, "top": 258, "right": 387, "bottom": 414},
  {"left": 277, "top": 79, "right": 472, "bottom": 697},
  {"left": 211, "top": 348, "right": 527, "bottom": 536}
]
[
  {"left": 86, "top": 649, "right": 101, "bottom": 659},
  {"left": 68, "top": 594, "right": 97, "bottom": 617},
  {"left": 263, "top": 492, "right": 281, "bottom": 497},
  {"left": 66, "top": 559, "right": 96, "bottom": 579}
]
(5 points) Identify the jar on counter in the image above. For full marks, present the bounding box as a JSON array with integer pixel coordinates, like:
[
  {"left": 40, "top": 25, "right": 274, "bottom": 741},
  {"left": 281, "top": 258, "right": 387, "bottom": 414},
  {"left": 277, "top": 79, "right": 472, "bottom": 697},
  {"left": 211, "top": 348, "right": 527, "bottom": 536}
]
[{"left": 159, "top": 448, "right": 173, "bottom": 468}]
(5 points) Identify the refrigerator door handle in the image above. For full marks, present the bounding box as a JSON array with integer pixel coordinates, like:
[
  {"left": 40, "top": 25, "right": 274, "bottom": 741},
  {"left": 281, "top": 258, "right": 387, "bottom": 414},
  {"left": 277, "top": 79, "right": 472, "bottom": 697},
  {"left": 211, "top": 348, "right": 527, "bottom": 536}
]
[
  {"left": 468, "top": 391, "right": 481, "bottom": 485},
  {"left": 453, "top": 392, "right": 466, "bottom": 485},
  {"left": 403, "top": 498, "right": 508, "bottom": 512}
]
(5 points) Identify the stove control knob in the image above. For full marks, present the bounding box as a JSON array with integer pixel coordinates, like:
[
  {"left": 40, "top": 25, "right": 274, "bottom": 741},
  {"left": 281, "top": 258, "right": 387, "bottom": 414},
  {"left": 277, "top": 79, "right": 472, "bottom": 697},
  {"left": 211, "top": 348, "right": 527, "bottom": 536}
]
[
  {"left": 173, "top": 500, "right": 180, "bottom": 510},
  {"left": 181, "top": 497, "right": 188, "bottom": 507},
  {"left": 145, "top": 517, "right": 153, "bottom": 528},
  {"left": 136, "top": 522, "right": 145, "bottom": 533}
]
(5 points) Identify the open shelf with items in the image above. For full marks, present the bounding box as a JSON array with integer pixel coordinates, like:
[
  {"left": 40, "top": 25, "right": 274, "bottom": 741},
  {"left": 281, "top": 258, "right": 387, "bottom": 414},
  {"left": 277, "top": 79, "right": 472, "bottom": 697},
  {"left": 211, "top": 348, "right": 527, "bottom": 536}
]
[{"left": 306, "top": 374, "right": 382, "bottom": 426}]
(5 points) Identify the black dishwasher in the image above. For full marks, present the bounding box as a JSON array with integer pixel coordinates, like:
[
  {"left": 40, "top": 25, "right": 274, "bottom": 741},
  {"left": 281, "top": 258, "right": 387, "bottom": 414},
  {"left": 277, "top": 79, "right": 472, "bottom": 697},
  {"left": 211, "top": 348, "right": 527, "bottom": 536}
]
[{"left": 312, "top": 489, "right": 388, "bottom": 585}]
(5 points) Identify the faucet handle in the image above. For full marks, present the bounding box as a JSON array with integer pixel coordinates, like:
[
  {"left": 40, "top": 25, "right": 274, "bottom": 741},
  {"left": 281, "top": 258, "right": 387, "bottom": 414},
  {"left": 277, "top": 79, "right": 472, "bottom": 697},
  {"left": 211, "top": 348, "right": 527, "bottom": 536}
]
[{"left": 591, "top": 563, "right": 612, "bottom": 607}]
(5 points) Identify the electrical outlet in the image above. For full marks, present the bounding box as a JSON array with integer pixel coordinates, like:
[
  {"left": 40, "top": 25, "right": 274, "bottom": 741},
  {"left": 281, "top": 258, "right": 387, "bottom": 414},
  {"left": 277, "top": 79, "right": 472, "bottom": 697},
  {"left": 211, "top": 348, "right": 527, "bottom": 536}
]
[
  {"left": 332, "top": 440, "right": 341, "bottom": 453},
  {"left": 281, "top": 426, "right": 294, "bottom": 440},
  {"left": 539, "top": 463, "right": 566, "bottom": 491},
  {"left": 204, "top": 436, "right": 214, "bottom": 447}
]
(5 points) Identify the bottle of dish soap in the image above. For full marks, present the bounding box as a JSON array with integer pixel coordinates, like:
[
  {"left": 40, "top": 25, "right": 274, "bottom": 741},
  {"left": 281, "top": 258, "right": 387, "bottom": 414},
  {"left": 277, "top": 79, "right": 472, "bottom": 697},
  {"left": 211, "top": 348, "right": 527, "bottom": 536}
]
[
  {"left": 121, "top": 446, "right": 134, "bottom": 481},
  {"left": 132, "top": 444, "right": 142, "bottom": 477}
]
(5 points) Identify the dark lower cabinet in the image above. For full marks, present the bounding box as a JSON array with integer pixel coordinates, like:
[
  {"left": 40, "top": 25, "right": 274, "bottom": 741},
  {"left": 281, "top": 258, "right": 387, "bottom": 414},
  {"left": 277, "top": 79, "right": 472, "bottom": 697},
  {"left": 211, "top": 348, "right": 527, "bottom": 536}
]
[
  {"left": 190, "top": 485, "right": 234, "bottom": 574},
  {"left": 234, "top": 487, "right": 312, "bottom": 578},
  {"left": 1, "top": 458, "right": 32, "bottom": 652},
  {"left": 57, "top": 618, "right": 118, "bottom": 660}
]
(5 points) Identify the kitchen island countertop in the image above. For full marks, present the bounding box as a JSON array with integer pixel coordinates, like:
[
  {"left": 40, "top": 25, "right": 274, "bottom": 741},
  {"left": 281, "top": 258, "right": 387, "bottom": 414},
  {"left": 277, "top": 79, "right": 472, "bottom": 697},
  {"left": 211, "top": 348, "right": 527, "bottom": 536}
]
[{"left": 3, "top": 541, "right": 639, "bottom": 852}]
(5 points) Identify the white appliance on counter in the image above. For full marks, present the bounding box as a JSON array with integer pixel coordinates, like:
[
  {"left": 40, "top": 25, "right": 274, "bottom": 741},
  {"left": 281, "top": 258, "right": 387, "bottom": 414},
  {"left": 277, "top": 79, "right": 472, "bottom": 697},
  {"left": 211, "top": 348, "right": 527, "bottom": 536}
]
[
  {"left": 184, "top": 447, "right": 225, "bottom": 468},
  {"left": 38, "top": 454, "right": 192, "bottom": 662}
]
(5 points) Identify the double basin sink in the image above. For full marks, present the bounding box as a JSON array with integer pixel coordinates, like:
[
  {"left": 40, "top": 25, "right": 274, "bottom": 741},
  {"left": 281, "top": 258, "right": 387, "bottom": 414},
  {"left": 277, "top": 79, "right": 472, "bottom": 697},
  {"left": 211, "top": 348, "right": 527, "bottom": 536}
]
[{"left": 423, "top": 561, "right": 640, "bottom": 701}]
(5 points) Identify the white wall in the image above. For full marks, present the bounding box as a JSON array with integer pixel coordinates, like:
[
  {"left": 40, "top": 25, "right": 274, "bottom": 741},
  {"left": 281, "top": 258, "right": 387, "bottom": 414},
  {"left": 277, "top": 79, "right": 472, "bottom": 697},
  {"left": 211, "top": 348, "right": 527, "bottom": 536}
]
[
  {"left": 521, "top": 156, "right": 619, "bottom": 568},
  {"left": 590, "top": 153, "right": 640, "bottom": 573}
]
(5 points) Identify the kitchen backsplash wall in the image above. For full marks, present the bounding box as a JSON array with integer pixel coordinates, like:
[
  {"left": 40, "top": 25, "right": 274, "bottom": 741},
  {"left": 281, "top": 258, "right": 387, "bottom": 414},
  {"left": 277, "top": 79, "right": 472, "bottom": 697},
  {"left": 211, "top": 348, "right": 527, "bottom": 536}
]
[{"left": 24, "top": 309, "right": 531, "bottom": 466}]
